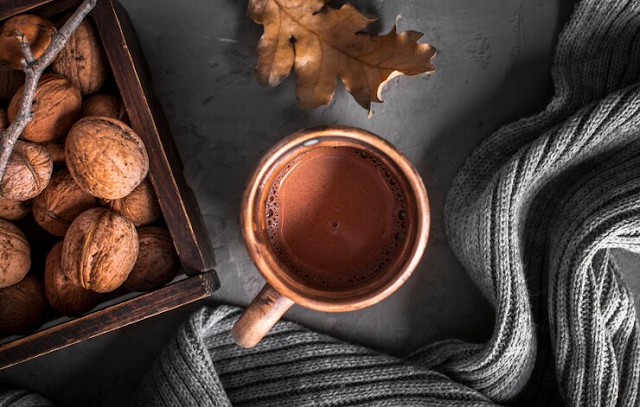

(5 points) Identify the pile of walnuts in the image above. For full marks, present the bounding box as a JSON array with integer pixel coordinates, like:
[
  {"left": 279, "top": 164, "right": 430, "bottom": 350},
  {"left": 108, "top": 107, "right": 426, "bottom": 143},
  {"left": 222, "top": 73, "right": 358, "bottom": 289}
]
[{"left": 0, "top": 13, "right": 180, "bottom": 336}]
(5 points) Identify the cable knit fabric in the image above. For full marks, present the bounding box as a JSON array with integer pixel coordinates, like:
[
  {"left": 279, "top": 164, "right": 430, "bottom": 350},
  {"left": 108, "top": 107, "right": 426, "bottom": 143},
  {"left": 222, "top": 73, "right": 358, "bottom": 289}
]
[
  {"left": 0, "top": 390, "right": 53, "bottom": 407},
  {"left": 410, "top": 0, "right": 640, "bottom": 403},
  {"left": 133, "top": 306, "right": 496, "bottom": 407},
  {"left": 3, "top": 0, "right": 640, "bottom": 405}
]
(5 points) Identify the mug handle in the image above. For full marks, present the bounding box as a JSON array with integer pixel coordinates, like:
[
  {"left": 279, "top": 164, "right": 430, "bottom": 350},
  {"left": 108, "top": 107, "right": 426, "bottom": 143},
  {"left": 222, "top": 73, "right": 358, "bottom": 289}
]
[{"left": 231, "top": 283, "right": 294, "bottom": 348}]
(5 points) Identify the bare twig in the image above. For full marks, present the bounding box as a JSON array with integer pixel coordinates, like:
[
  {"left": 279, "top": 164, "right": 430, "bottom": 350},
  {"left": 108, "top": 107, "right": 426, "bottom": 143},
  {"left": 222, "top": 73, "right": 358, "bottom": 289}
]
[
  {"left": 14, "top": 31, "right": 35, "bottom": 66},
  {"left": 0, "top": 0, "right": 98, "bottom": 181}
]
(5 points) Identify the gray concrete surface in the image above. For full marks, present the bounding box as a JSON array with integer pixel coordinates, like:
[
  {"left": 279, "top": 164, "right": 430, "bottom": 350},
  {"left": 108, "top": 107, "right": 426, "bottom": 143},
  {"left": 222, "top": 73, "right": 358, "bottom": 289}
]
[{"left": 0, "top": 0, "right": 604, "bottom": 405}]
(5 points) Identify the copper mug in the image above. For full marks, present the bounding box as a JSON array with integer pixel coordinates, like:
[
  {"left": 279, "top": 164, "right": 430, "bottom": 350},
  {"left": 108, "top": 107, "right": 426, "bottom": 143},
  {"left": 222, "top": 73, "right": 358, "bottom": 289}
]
[{"left": 232, "top": 125, "right": 430, "bottom": 348}]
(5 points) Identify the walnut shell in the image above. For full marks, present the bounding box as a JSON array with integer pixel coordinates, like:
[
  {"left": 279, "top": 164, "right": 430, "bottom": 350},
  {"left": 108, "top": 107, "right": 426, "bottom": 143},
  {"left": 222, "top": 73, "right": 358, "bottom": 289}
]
[
  {"left": 0, "top": 67, "right": 25, "bottom": 104},
  {"left": 0, "top": 196, "right": 31, "bottom": 221},
  {"left": 0, "top": 140, "right": 53, "bottom": 201},
  {"left": 42, "top": 135, "right": 66, "bottom": 167},
  {"left": 45, "top": 241, "right": 102, "bottom": 316},
  {"left": 99, "top": 178, "right": 160, "bottom": 227},
  {"left": 82, "top": 94, "right": 127, "bottom": 121},
  {"left": 62, "top": 207, "right": 138, "bottom": 293},
  {"left": 66, "top": 117, "right": 149, "bottom": 200},
  {"left": 123, "top": 226, "right": 179, "bottom": 292},
  {"left": 52, "top": 18, "right": 106, "bottom": 95},
  {"left": 33, "top": 169, "right": 97, "bottom": 236},
  {"left": 0, "top": 274, "right": 48, "bottom": 335},
  {"left": 0, "top": 15, "right": 56, "bottom": 70},
  {"left": 0, "top": 220, "right": 30, "bottom": 289},
  {"left": 0, "top": 107, "right": 7, "bottom": 131},
  {"left": 8, "top": 73, "right": 82, "bottom": 142}
]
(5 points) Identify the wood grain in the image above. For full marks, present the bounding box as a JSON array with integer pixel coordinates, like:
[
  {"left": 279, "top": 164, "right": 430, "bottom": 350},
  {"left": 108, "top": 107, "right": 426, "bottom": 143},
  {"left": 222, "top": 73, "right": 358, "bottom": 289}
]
[
  {"left": 231, "top": 284, "right": 294, "bottom": 348},
  {"left": 0, "top": 272, "right": 218, "bottom": 370},
  {"left": 0, "top": 0, "right": 72, "bottom": 18},
  {"left": 92, "top": 0, "right": 216, "bottom": 275},
  {"left": 0, "top": 0, "right": 81, "bottom": 20}
]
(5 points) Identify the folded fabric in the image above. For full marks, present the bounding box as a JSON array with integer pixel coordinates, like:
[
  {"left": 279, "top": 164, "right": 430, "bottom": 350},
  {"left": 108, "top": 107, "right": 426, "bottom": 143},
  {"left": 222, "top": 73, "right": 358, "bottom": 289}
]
[
  {"left": 133, "top": 305, "right": 496, "bottom": 407},
  {"left": 433, "top": 0, "right": 640, "bottom": 403},
  {"left": 0, "top": 389, "right": 53, "bottom": 407}
]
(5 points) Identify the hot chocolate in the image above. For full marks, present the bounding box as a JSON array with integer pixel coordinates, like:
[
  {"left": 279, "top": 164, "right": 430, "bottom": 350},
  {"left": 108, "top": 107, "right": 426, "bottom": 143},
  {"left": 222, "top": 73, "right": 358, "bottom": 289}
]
[{"left": 266, "top": 146, "right": 406, "bottom": 288}]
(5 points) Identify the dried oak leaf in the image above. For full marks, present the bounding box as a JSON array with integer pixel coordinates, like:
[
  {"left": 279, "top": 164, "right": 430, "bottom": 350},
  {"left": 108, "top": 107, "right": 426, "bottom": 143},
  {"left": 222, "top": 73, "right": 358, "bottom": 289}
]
[{"left": 248, "top": 0, "right": 436, "bottom": 110}]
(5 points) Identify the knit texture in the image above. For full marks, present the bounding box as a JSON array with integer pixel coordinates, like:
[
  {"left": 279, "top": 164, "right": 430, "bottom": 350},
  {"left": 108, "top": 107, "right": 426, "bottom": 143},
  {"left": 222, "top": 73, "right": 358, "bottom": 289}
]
[
  {"left": 0, "top": 390, "right": 53, "bottom": 407},
  {"left": 132, "top": 0, "right": 640, "bottom": 404},
  {"left": 133, "top": 307, "right": 496, "bottom": 407}
]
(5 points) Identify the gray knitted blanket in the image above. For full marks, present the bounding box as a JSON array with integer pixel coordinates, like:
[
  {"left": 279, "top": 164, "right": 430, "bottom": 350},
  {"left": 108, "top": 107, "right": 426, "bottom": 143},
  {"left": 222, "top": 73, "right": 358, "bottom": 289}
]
[{"left": 4, "top": 0, "right": 640, "bottom": 405}]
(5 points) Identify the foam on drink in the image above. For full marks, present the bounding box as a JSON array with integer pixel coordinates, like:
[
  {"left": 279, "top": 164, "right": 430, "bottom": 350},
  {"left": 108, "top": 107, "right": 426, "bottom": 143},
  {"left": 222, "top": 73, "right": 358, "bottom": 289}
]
[{"left": 266, "top": 146, "right": 407, "bottom": 288}]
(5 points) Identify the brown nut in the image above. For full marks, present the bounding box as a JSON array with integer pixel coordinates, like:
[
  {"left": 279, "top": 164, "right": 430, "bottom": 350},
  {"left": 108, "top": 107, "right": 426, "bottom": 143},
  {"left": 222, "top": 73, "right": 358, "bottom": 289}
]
[
  {"left": 42, "top": 135, "right": 66, "bottom": 167},
  {"left": 0, "top": 67, "right": 25, "bottom": 104},
  {"left": 0, "top": 219, "right": 30, "bottom": 289},
  {"left": 81, "top": 94, "right": 127, "bottom": 121},
  {"left": 33, "top": 169, "right": 97, "bottom": 236},
  {"left": 8, "top": 73, "right": 82, "bottom": 142},
  {"left": 0, "top": 140, "right": 53, "bottom": 201},
  {"left": 123, "top": 226, "right": 179, "bottom": 292},
  {"left": 0, "top": 274, "right": 48, "bottom": 335},
  {"left": 0, "top": 196, "right": 31, "bottom": 221},
  {"left": 0, "top": 15, "right": 56, "bottom": 70},
  {"left": 62, "top": 207, "right": 138, "bottom": 293},
  {"left": 66, "top": 117, "right": 149, "bottom": 200},
  {"left": 99, "top": 178, "right": 160, "bottom": 227},
  {"left": 52, "top": 17, "right": 106, "bottom": 95},
  {"left": 45, "top": 241, "right": 102, "bottom": 316}
]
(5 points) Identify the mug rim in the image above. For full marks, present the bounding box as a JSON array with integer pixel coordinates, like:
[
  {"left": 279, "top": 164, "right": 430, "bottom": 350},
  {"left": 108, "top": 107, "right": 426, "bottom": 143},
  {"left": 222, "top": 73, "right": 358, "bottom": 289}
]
[{"left": 240, "top": 125, "right": 430, "bottom": 312}]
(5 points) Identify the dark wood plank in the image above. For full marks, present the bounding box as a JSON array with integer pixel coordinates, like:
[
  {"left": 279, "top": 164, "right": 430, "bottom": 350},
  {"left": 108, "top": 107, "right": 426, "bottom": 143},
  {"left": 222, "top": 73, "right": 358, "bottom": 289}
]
[
  {"left": 0, "top": 0, "right": 54, "bottom": 18},
  {"left": 0, "top": 271, "right": 219, "bottom": 370},
  {"left": 92, "top": 0, "right": 216, "bottom": 275},
  {"left": 0, "top": 0, "right": 83, "bottom": 20}
]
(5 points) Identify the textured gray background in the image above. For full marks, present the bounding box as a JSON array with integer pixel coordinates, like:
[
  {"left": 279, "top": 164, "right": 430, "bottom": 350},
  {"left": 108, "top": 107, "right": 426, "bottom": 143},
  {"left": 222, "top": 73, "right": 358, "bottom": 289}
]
[{"left": 2, "top": 0, "right": 626, "bottom": 405}]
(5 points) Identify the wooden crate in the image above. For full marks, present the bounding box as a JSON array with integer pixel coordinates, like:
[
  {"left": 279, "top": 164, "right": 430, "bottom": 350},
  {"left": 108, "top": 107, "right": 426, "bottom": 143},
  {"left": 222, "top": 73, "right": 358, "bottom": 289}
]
[{"left": 0, "top": 0, "right": 218, "bottom": 370}]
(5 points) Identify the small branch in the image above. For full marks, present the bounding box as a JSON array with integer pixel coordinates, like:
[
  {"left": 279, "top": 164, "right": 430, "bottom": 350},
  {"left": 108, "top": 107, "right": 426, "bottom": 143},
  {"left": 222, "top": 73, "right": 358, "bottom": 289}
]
[
  {"left": 34, "top": 0, "right": 98, "bottom": 71},
  {"left": 14, "top": 31, "right": 35, "bottom": 66},
  {"left": 0, "top": 0, "right": 98, "bottom": 183}
]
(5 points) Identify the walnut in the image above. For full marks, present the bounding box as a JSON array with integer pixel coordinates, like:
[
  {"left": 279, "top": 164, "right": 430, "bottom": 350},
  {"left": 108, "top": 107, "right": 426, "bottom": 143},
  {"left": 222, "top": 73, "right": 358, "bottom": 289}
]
[
  {"left": 123, "top": 227, "right": 179, "bottom": 291},
  {"left": 8, "top": 73, "right": 82, "bottom": 143},
  {"left": 99, "top": 178, "right": 160, "bottom": 227},
  {"left": 0, "top": 274, "right": 48, "bottom": 335},
  {"left": 0, "top": 196, "right": 31, "bottom": 221},
  {"left": 45, "top": 241, "right": 102, "bottom": 316},
  {"left": 0, "top": 15, "right": 56, "bottom": 70},
  {"left": 123, "top": 227, "right": 179, "bottom": 292},
  {"left": 33, "top": 169, "right": 97, "bottom": 236},
  {"left": 0, "top": 140, "right": 53, "bottom": 201},
  {"left": 0, "top": 219, "right": 30, "bottom": 289},
  {"left": 52, "top": 17, "right": 106, "bottom": 95},
  {"left": 82, "top": 94, "right": 127, "bottom": 121},
  {"left": 62, "top": 207, "right": 138, "bottom": 293},
  {"left": 0, "top": 67, "right": 25, "bottom": 104},
  {"left": 66, "top": 117, "right": 149, "bottom": 200},
  {"left": 42, "top": 136, "right": 66, "bottom": 167}
]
